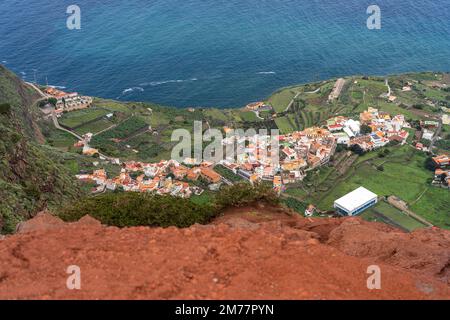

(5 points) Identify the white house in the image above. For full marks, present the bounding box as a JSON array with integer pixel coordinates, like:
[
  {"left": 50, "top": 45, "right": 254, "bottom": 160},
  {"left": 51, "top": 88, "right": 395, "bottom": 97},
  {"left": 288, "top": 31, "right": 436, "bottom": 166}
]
[{"left": 345, "top": 119, "right": 361, "bottom": 136}]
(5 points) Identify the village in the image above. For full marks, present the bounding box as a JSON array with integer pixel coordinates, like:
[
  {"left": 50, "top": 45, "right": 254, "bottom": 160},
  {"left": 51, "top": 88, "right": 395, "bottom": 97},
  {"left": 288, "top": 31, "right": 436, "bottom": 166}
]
[
  {"left": 32, "top": 72, "right": 449, "bottom": 230},
  {"left": 73, "top": 106, "right": 442, "bottom": 198},
  {"left": 43, "top": 86, "right": 93, "bottom": 114}
]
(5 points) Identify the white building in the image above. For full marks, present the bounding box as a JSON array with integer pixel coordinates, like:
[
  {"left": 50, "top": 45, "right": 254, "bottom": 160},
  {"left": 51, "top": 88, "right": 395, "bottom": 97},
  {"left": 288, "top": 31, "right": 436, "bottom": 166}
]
[
  {"left": 344, "top": 126, "right": 356, "bottom": 138},
  {"left": 334, "top": 187, "right": 378, "bottom": 216},
  {"left": 422, "top": 129, "right": 435, "bottom": 141},
  {"left": 370, "top": 134, "right": 389, "bottom": 148},
  {"left": 344, "top": 119, "right": 361, "bottom": 136}
]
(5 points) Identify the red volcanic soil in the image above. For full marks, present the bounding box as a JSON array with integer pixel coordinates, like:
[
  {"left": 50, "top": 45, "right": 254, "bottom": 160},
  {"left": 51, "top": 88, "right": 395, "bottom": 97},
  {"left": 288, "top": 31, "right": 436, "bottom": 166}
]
[{"left": 0, "top": 207, "right": 448, "bottom": 300}]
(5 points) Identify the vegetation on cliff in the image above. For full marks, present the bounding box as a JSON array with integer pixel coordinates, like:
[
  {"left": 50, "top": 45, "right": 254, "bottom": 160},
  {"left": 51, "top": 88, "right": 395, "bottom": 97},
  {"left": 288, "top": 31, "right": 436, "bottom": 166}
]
[
  {"left": 58, "top": 183, "right": 279, "bottom": 228},
  {"left": 0, "top": 65, "right": 82, "bottom": 233}
]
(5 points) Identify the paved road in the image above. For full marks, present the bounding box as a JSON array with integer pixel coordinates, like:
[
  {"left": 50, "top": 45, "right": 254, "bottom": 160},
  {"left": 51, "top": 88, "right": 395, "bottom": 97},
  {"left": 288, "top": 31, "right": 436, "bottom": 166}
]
[
  {"left": 284, "top": 91, "right": 303, "bottom": 112},
  {"left": 385, "top": 79, "right": 391, "bottom": 97},
  {"left": 51, "top": 112, "right": 113, "bottom": 160},
  {"left": 284, "top": 87, "right": 320, "bottom": 113},
  {"left": 429, "top": 117, "right": 443, "bottom": 153},
  {"left": 25, "top": 82, "right": 48, "bottom": 99},
  {"left": 51, "top": 112, "right": 83, "bottom": 140},
  {"left": 26, "top": 81, "right": 115, "bottom": 161},
  {"left": 253, "top": 110, "right": 264, "bottom": 120}
]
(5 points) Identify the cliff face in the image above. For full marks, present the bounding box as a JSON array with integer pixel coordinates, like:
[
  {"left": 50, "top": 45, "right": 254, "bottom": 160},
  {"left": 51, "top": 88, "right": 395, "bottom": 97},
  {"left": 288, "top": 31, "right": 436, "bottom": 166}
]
[
  {"left": 0, "top": 208, "right": 448, "bottom": 300},
  {"left": 0, "top": 65, "right": 81, "bottom": 233}
]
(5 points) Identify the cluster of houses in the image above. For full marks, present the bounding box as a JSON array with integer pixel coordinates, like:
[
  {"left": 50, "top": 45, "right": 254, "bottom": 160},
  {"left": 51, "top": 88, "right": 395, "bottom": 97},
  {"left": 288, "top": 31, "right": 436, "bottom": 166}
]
[
  {"left": 76, "top": 160, "right": 224, "bottom": 197},
  {"left": 75, "top": 107, "right": 417, "bottom": 196},
  {"left": 415, "top": 120, "right": 440, "bottom": 151},
  {"left": 218, "top": 126, "right": 337, "bottom": 193},
  {"left": 76, "top": 125, "right": 339, "bottom": 195},
  {"left": 73, "top": 133, "right": 101, "bottom": 157},
  {"left": 432, "top": 154, "right": 450, "bottom": 189},
  {"left": 326, "top": 107, "right": 410, "bottom": 152},
  {"left": 44, "top": 87, "right": 93, "bottom": 113},
  {"left": 245, "top": 101, "right": 273, "bottom": 112}
]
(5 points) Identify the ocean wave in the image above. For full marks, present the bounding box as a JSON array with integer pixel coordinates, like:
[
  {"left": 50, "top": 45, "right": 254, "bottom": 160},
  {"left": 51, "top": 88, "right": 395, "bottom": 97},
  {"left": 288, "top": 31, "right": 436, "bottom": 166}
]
[
  {"left": 20, "top": 71, "right": 27, "bottom": 75},
  {"left": 122, "top": 86, "right": 145, "bottom": 94},
  {"left": 140, "top": 78, "right": 198, "bottom": 87},
  {"left": 116, "top": 86, "right": 145, "bottom": 100},
  {"left": 257, "top": 71, "right": 276, "bottom": 75},
  {"left": 1, "top": 60, "right": 7, "bottom": 64}
]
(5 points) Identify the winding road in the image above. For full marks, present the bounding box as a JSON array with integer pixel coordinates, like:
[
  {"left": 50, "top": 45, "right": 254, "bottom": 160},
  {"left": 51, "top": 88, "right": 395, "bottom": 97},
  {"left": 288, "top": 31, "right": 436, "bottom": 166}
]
[
  {"left": 51, "top": 113, "right": 82, "bottom": 140},
  {"left": 25, "top": 81, "right": 115, "bottom": 161},
  {"left": 26, "top": 82, "right": 49, "bottom": 99},
  {"left": 284, "top": 87, "right": 320, "bottom": 113}
]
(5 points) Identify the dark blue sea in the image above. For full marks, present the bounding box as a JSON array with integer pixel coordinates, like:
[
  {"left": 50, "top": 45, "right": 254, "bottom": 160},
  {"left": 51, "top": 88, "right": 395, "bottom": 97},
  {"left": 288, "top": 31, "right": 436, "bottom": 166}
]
[{"left": 0, "top": 0, "right": 449, "bottom": 107}]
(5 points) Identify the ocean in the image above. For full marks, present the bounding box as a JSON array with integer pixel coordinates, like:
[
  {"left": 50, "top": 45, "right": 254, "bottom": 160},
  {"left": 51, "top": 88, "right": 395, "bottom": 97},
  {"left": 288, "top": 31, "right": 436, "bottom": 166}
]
[{"left": 0, "top": 0, "right": 449, "bottom": 108}]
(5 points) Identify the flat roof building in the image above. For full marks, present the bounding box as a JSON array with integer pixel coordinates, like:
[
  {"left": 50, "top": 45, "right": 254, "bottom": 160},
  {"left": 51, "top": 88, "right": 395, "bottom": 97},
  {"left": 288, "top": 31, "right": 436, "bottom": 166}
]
[{"left": 334, "top": 187, "right": 378, "bottom": 216}]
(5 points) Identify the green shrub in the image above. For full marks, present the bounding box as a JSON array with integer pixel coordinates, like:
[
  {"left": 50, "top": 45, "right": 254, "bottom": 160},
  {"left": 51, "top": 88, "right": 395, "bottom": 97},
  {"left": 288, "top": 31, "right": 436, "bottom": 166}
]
[
  {"left": 0, "top": 103, "right": 11, "bottom": 115},
  {"left": 214, "top": 182, "right": 279, "bottom": 209},
  {"left": 47, "top": 98, "right": 57, "bottom": 106},
  {"left": 59, "top": 192, "right": 216, "bottom": 228},
  {"left": 425, "top": 157, "right": 437, "bottom": 171},
  {"left": 360, "top": 124, "right": 372, "bottom": 134},
  {"left": 59, "top": 183, "right": 281, "bottom": 229},
  {"left": 282, "top": 197, "right": 307, "bottom": 214}
]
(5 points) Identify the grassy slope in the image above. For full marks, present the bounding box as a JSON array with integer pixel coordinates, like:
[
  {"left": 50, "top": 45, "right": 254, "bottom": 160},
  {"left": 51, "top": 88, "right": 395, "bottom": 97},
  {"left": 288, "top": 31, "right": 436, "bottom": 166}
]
[
  {"left": 33, "top": 68, "right": 449, "bottom": 231},
  {"left": 267, "top": 73, "right": 448, "bottom": 135},
  {"left": 0, "top": 65, "right": 82, "bottom": 233},
  {"left": 316, "top": 146, "right": 449, "bottom": 229},
  {"left": 362, "top": 201, "right": 426, "bottom": 232}
]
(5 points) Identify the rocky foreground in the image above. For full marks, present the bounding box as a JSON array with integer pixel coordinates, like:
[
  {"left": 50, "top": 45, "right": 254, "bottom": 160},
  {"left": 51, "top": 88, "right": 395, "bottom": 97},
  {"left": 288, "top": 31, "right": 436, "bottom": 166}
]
[{"left": 0, "top": 207, "right": 449, "bottom": 300}]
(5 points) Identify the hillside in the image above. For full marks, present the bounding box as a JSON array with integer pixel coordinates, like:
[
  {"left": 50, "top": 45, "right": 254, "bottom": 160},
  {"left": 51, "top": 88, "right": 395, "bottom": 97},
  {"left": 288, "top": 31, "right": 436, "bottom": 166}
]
[
  {"left": 1, "top": 65, "right": 448, "bottom": 234},
  {"left": 0, "top": 208, "right": 448, "bottom": 299},
  {"left": 0, "top": 65, "right": 82, "bottom": 233}
]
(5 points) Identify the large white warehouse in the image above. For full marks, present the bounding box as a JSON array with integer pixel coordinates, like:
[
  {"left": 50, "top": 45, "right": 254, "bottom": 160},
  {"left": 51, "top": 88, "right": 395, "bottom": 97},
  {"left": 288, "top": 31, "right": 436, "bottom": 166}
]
[{"left": 334, "top": 187, "right": 378, "bottom": 216}]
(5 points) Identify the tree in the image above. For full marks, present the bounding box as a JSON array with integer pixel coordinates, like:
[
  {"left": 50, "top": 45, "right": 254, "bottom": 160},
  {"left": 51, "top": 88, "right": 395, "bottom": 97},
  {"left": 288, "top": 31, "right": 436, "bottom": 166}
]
[
  {"left": 360, "top": 124, "right": 372, "bottom": 135},
  {"left": 47, "top": 98, "right": 57, "bottom": 106},
  {"left": 350, "top": 144, "right": 365, "bottom": 155},
  {"left": 425, "top": 157, "right": 437, "bottom": 172},
  {"left": 336, "top": 144, "right": 347, "bottom": 153}
]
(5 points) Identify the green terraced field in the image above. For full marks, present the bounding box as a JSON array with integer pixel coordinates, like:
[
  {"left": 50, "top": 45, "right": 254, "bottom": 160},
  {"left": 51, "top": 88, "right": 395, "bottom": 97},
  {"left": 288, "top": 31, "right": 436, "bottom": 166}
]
[
  {"left": 59, "top": 108, "right": 110, "bottom": 128},
  {"left": 362, "top": 201, "right": 427, "bottom": 232},
  {"left": 266, "top": 86, "right": 303, "bottom": 113},
  {"left": 75, "top": 119, "right": 114, "bottom": 135},
  {"left": 275, "top": 116, "right": 295, "bottom": 134},
  {"left": 317, "top": 147, "right": 449, "bottom": 229}
]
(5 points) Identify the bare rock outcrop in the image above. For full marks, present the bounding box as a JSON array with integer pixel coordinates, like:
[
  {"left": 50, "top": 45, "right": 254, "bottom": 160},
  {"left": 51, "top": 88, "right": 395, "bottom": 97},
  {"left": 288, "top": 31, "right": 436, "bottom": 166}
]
[
  {"left": 327, "top": 219, "right": 450, "bottom": 284},
  {"left": 15, "top": 211, "right": 65, "bottom": 234},
  {"left": 0, "top": 211, "right": 448, "bottom": 300}
]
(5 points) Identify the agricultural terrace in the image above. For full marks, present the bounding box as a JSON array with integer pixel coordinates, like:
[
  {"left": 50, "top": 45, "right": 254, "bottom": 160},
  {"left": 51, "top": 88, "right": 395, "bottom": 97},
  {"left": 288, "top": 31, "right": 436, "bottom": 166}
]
[
  {"left": 361, "top": 201, "right": 427, "bottom": 232},
  {"left": 308, "top": 145, "right": 448, "bottom": 229},
  {"left": 267, "top": 73, "right": 448, "bottom": 135}
]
